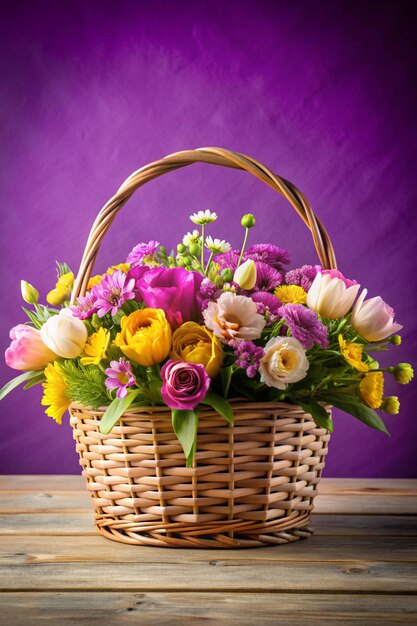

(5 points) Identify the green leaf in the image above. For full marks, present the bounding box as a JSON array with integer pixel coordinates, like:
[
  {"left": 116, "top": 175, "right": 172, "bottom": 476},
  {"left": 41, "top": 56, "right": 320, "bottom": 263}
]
[
  {"left": 100, "top": 390, "right": 141, "bottom": 435},
  {"left": 0, "top": 371, "right": 41, "bottom": 401},
  {"left": 23, "top": 373, "right": 46, "bottom": 390},
  {"left": 201, "top": 391, "right": 234, "bottom": 424},
  {"left": 221, "top": 366, "right": 233, "bottom": 397},
  {"left": 22, "top": 307, "right": 43, "bottom": 329},
  {"left": 297, "top": 399, "right": 334, "bottom": 432},
  {"left": 322, "top": 394, "right": 389, "bottom": 435},
  {"left": 172, "top": 409, "right": 199, "bottom": 467}
]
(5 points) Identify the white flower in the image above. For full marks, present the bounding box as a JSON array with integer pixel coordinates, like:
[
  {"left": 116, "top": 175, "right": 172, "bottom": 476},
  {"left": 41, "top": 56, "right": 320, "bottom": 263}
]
[
  {"left": 259, "top": 336, "right": 309, "bottom": 390},
  {"left": 41, "top": 308, "right": 88, "bottom": 358},
  {"left": 205, "top": 236, "right": 231, "bottom": 254},
  {"left": 233, "top": 259, "right": 257, "bottom": 290},
  {"left": 182, "top": 230, "right": 201, "bottom": 246},
  {"left": 190, "top": 210, "right": 218, "bottom": 225},
  {"left": 350, "top": 289, "right": 403, "bottom": 342},
  {"left": 203, "top": 292, "right": 265, "bottom": 344},
  {"left": 307, "top": 270, "right": 360, "bottom": 319}
]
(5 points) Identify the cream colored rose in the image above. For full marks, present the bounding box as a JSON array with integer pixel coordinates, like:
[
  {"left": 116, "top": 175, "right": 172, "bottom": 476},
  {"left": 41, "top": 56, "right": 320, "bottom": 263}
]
[
  {"left": 259, "top": 336, "right": 309, "bottom": 390},
  {"left": 41, "top": 309, "right": 88, "bottom": 358}
]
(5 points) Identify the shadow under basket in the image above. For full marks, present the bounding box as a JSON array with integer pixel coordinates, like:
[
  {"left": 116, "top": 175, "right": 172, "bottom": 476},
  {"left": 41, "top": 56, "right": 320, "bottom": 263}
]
[{"left": 69, "top": 401, "right": 331, "bottom": 548}]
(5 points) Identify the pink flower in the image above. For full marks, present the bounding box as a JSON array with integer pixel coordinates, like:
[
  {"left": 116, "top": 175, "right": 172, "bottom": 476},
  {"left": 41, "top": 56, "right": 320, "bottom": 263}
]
[
  {"left": 5, "top": 325, "right": 56, "bottom": 371},
  {"left": 161, "top": 359, "right": 210, "bottom": 410},
  {"left": 136, "top": 267, "right": 203, "bottom": 330},
  {"left": 203, "top": 292, "right": 266, "bottom": 344},
  {"left": 351, "top": 289, "right": 403, "bottom": 342},
  {"left": 126, "top": 241, "right": 160, "bottom": 266},
  {"left": 70, "top": 292, "right": 97, "bottom": 320},
  {"left": 93, "top": 270, "right": 135, "bottom": 317},
  {"left": 105, "top": 358, "right": 136, "bottom": 398}
]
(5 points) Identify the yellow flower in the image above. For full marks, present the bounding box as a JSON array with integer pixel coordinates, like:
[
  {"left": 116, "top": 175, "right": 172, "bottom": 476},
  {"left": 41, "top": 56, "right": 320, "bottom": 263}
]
[
  {"left": 46, "top": 272, "right": 74, "bottom": 306},
  {"left": 171, "top": 322, "right": 224, "bottom": 378},
  {"left": 360, "top": 371, "right": 384, "bottom": 409},
  {"left": 115, "top": 308, "right": 172, "bottom": 367},
  {"left": 87, "top": 264, "right": 130, "bottom": 291},
  {"left": 338, "top": 335, "right": 369, "bottom": 372},
  {"left": 107, "top": 263, "right": 130, "bottom": 274},
  {"left": 41, "top": 362, "right": 70, "bottom": 424},
  {"left": 274, "top": 285, "right": 307, "bottom": 304},
  {"left": 87, "top": 274, "right": 103, "bottom": 290},
  {"left": 80, "top": 328, "right": 110, "bottom": 365}
]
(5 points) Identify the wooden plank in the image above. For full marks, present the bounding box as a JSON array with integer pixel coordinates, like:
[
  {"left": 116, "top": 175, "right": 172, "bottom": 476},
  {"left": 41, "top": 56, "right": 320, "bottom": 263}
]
[
  {"left": 0, "top": 592, "right": 416, "bottom": 625},
  {"left": 1, "top": 558, "right": 416, "bottom": 592},
  {"left": 0, "top": 475, "right": 84, "bottom": 491},
  {"left": 2, "top": 534, "right": 416, "bottom": 563},
  {"left": 1, "top": 491, "right": 416, "bottom": 515},
  {"left": 1, "top": 513, "right": 416, "bottom": 537},
  {"left": 318, "top": 478, "right": 417, "bottom": 496}
]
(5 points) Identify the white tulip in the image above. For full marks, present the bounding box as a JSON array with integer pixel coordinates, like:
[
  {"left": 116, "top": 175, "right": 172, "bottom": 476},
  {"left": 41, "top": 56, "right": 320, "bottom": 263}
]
[
  {"left": 259, "top": 336, "right": 309, "bottom": 390},
  {"left": 307, "top": 270, "right": 360, "bottom": 319},
  {"left": 41, "top": 308, "right": 88, "bottom": 358},
  {"left": 233, "top": 259, "right": 257, "bottom": 290},
  {"left": 351, "top": 289, "right": 403, "bottom": 342}
]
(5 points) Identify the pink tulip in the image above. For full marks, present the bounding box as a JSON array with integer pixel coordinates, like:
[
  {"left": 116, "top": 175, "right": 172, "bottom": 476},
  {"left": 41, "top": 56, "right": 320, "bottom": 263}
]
[
  {"left": 351, "top": 290, "right": 403, "bottom": 342},
  {"left": 5, "top": 325, "right": 56, "bottom": 371}
]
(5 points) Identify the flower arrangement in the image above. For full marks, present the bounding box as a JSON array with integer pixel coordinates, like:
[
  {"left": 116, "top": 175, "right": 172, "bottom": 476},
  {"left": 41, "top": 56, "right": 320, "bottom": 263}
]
[{"left": 1, "top": 211, "right": 413, "bottom": 466}]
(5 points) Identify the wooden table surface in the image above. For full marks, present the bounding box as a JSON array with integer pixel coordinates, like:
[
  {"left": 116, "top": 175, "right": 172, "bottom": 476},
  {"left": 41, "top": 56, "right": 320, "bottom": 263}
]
[{"left": 0, "top": 476, "right": 416, "bottom": 625}]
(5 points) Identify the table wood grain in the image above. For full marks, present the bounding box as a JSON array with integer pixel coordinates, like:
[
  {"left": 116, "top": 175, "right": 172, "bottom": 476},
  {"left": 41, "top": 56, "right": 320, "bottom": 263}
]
[{"left": 0, "top": 476, "right": 416, "bottom": 625}]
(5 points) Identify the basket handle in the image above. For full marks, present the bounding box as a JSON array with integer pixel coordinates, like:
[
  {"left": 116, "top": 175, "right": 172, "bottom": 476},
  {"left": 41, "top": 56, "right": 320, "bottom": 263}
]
[{"left": 71, "top": 147, "right": 337, "bottom": 302}]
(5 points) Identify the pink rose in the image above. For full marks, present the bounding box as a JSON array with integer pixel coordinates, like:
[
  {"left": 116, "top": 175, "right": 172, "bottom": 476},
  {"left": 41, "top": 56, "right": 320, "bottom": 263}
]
[
  {"left": 161, "top": 359, "right": 210, "bottom": 410},
  {"left": 5, "top": 325, "right": 56, "bottom": 371},
  {"left": 135, "top": 267, "right": 203, "bottom": 329}
]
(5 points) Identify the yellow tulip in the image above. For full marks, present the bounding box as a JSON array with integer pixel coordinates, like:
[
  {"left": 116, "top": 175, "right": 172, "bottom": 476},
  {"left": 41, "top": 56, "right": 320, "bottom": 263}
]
[
  {"left": 115, "top": 308, "right": 172, "bottom": 367},
  {"left": 171, "top": 321, "right": 224, "bottom": 379}
]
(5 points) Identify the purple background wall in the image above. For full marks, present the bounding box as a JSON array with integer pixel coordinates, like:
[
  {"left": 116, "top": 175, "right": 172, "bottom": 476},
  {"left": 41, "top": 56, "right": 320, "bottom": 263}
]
[{"left": 0, "top": 0, "right": 416, "bottom": 476}]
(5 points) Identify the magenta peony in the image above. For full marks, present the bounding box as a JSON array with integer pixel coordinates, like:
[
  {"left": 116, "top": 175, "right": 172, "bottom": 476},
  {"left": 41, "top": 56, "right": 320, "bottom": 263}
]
[{"left": 160, "top": 359, "right": 210, "bottom": 410}]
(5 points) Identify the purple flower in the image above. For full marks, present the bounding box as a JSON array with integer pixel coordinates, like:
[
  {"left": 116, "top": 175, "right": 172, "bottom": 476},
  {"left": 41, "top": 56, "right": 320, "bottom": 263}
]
[
  {"left": 105, "top": 359, "right": 136, "bottom": 399},
  {"left": 234, "top": 341, "right": 264, "bottom": 378},
  {"left": 214, "top": 249, "right": 241, "bottom": 271},
  {"left": 253, "top": 262, "right": 283, "bottom": 291},
  {"left": 136, "top": 267, "right": 204, "bottom": 330},
  {"left": 93, "top": 270, "right": 136, "bottom": 318},
  {"left": 161, "top": 359, "right": 210, "bottom": 410},
  {"left": 278, "top": 303, "right": 329, "bottom": 349},
  {"left": 246, "top": 244, "right": 290, "bottom": 270},
  {"left": 126, "top": 240, "right": 160, "bottom": 267},
  {"left": 285, "top": 264, "right": 322, "bottom": 292},
  {"left": 70, "top": 292, "right": 98, "bottom": 320},
  {"left": 199, "top": 278, "right": 217, "bottom": 300},
  {"left": 251, "top": 291, "right": 282, "bottom": 325}
]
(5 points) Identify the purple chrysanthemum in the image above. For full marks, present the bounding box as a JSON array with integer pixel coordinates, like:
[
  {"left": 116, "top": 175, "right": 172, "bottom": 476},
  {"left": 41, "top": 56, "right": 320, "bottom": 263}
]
[
  {"left": 234, "top": 341, "right": 264, "bottom": 378},
  {"left": 278, "top": 303, "right": 329, "bottom": 349},
  {"left": 253, "top": 262, "right": 283, "bottom": 292},
  {"left": 285, "top": 264, "right": 322, "bottom": 292},
  {"left": 126, "top": 240, "right": 160, "bottom": 267},
  {"left": 251, "top": 291, "right": 282, "bottom": 325},
  {"left": 199, "top": 278, "right": 217, "bottom": 300},
  {"left": 70, "top": 292, "right": 98, "bottom": 320},
  {"left": 105, "top": 359, "right": 136, "bottom": 399},
  {"left": 246, "top": 244, "right": 290, "bottom": 270},
  {"left": 214, "top": 249, "right": 241, "bottom": 271},
  {"left": 93, "top": 270, "right": 136, "bottom": 317}
]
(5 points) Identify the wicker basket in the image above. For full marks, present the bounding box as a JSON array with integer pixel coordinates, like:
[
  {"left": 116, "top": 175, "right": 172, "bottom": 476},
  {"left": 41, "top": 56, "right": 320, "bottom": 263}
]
[{"left": 69, "top": 147, "right": 336, "bottom": 548}]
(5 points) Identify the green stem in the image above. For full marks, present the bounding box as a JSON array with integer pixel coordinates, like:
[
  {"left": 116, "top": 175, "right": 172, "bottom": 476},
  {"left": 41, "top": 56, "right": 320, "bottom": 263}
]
[
  {"left": 237, "top": 227, "right": 249, "bottom": 267},
  {"left": 201, "top": 224, "right": 205, "bottom": 271},
  {"left": 204, "top": 251, "right": 214, "bottom": 277}
]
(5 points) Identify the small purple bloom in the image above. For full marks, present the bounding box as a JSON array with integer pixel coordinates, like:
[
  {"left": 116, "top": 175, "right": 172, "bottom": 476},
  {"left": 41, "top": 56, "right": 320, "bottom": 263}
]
[
  {"left": 278, "top": 303, "right": 329, "bottom": 349},
  {"left": 126, "top": 240, "right": 160, "bottom": 267},
  {"left": 253, "top": 262, "right": 283, "bottom": 291},
  {"left": 70, "top": 292, "right": 98, "bottom": 320},
  {"left": 285, "top": 264, "right": 322, "bottom": 292},
  {"left": 105, "top": 359, "right": 136, "bottom": 399},
  {"left": 199, "top": 278, "right": 217, "bottom": 300},
  {"left": 93, "top": 270, "right": 136, "bottom": 318},
  {"left": 251, "top": 291, "right": 282, "bottom": 325},
  {"left": 234, "top": 341, "right": 264, "bottom": 378},
  {"left": 214, "top": 249, "right": 241, "bottom": 271},
  {"left": 246, "top": 244, "right": 290, "bottom": 269},
  {"left": 161, "top": 359, "right": 210, "bottom": 410}
]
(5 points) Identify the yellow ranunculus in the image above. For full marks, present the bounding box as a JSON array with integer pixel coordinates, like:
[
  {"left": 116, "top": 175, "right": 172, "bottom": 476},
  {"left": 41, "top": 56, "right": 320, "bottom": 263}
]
[
  {"left": 47, "top": 272, "right": 74, "bottom": 306},
  {"left": 170, "top": 321, "right": 224, "bottom": 379},
  {"left": 338, "top": 334, "right": 369, "bottom": 372},
  {"left": 115, "top": 308, "right": 172, "bottom": 366},
  {"left": 359, "top": 372, "right": 384, "bottom": 409}
]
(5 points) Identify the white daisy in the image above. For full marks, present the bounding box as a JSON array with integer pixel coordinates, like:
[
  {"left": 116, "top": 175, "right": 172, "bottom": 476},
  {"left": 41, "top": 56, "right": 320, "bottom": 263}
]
[
  {"left": 182, "top": 230, "right": 201, "bottom": 246},
  {"left": 189, "top": 210, "right": 218, "bottom": 225},
  {"left": 205, "top": 236, "right": 231, "bottom": 254}
]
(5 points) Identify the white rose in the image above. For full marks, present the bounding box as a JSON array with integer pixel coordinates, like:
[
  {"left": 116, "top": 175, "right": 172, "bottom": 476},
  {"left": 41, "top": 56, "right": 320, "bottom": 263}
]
[
  {"left": 259, "top": 336, "right": 309, "bottom": 390},
  {"left": 41, "top": 308, "right": 88, "bottom": 358}
]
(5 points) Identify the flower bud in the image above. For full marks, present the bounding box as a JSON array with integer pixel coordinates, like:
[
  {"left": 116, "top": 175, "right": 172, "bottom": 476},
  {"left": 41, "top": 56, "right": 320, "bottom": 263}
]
[
  {"left": 40, "top": 309, "right": 87, "bottom": 358},
  {"left": 159, "top": 246, "right": 167, "bottom": 256},
  {"left": 21, "top": 280, "right": 39, "bottom": 305},
  {"left": 233, "top": 259, "right": 257, "bottom": 290},
  {"left": 177, "top": 243, "right": 186, "bottom": 254},
  {"left": 390, "top": 335, "right": 402, "bottom": 345},
  {"left": 381, "top": 396, "right": 400, "bottom": 415},
  {"left": 189, "top": 243, "right": 200, "bottom": 257},
  {"left": 221, "top": 268, "right": 233, "bottom": 283},
  {"left": 177, "top": 257, "right": 187, "bottom": 267},
  {"left": 392, "top": 363, "right": 414, "bottom": 385},
  {"left": 241, "top": 213, "right": 256, "bottom": 228}
]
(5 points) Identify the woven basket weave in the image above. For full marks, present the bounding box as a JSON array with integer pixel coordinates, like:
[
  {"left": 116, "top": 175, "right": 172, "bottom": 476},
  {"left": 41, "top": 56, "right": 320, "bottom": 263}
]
[{"left": 69, "top": 147, "right": 336, "bottom": 548}]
